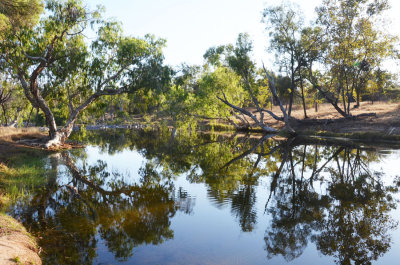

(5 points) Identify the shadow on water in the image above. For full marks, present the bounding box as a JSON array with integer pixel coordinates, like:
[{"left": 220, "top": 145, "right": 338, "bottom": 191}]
[{"left": 5, "top": 128, "right": 400, "bottom": 265}]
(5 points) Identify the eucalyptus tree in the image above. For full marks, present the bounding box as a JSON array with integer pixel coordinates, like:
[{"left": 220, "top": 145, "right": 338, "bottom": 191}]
[
  {"left": 263, "top": 2, "right": 304, "bottom": 117},
  {"left": 0, "top": 0, "right": 170, "bottom": 148},
  {"left": 264, "top": 144, "right": 398, "bottom": 264},
  {"left": 312, "top": 0, "right": 396, "bottom": 116},
  {"left": 0, "top": 80, "right": 29, "bottom": 126},
  {"left": 0, "top": 0, "right": 43, "bottom": 31}
]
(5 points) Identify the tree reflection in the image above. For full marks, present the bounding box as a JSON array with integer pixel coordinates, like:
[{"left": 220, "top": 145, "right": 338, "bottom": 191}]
[
  {"left": 264, "top": 144, "right": 399, "bottom": 265},
  {"left": 74, "top": 129, "right": 399, "bottom": 265},
  {"left": 8, "top": 129, "right": 399, "bottom": 265},
  {"left": 9, "top": 149, "right": 194, "bottom": 265}
]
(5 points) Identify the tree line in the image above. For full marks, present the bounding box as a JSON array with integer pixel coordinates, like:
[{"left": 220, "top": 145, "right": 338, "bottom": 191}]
[{"left": 0, "top": 0, "right": 399, "bottom": 147}]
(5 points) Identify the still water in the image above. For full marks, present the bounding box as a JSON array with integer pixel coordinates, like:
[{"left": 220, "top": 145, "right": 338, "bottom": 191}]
[{"left": 6, "top": 129, "right": 400, "bottom": 265}]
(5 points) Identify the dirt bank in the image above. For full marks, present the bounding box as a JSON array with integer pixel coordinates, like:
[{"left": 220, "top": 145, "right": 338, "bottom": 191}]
[
  {"left": 219, "top": 101, "right": 399, "bottom": 140},
  {"left": 0, "top": 213, "right": 41, "bottom": 265},
  {"left": 263, "top": 101, "right": 400, "bottom": 134}
]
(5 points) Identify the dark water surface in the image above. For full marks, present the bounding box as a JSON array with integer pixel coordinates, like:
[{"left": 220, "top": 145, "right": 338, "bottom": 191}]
[{"left": 6, "top": 129, "right": 400, "bottom": 265}]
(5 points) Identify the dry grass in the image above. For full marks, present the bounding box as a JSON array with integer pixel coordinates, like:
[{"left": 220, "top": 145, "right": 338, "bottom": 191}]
[
  {"left": 0, "top": 128, "right": 50, "bottom": 161},
  {"left": 0, "top": 127, "right": 83, "bottom": 152},
  {"left": 0, "top": 127, "right": 47, "bottom": 141}
]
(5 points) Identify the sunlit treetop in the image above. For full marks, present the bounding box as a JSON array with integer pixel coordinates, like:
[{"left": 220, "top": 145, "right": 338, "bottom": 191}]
[{"left": 0, "top": 0, "right": 43, "bottom": 31}]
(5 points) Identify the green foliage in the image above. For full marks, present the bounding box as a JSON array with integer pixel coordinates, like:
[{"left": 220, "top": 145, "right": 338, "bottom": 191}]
[
  {"left": 315, "top": 0, "right": 397, "bottom": 111},
  {"left": 0, "top": 0, "right": 172, "bottom": 139},
  {"left": 169, "top": 33, "right": 273, "bottom": 129},
  {"left": 197, "top": 66, "right": 246, "bottom": 118},
  {"left": 0, "top": 78, "right": 32, "bottom": 126},
  {"left": 0, "top": 0, "right": 43, "bottom": 31}
]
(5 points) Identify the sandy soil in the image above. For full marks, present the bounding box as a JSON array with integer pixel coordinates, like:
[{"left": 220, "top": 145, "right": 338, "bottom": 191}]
[{"left": 0, "top": 214, "right": 41, "bottom": 265}]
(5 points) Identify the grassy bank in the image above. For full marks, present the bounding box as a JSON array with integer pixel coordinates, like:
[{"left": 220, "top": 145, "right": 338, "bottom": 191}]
[
  {"left": 0, "top": 156, "right": 45, "bottom": 265},
  {"left": 0, "top": 131, "right": 49, "bottom": 265}
]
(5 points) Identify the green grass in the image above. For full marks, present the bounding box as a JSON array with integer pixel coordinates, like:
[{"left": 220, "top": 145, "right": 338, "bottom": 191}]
[
  {"left": 0, "top": 154, "right": 48, "bottom": 211},
  {"left": 11, "top": 256, "right": 23, "bottom": 265}
]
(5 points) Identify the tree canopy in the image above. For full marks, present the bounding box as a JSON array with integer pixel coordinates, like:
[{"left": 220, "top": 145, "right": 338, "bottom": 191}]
[
  {"left": 0, "top": 0, "right": 43, "bottom": 31},
  {"left": 0, "top": 0, "right": 171, "bottom": 147}
]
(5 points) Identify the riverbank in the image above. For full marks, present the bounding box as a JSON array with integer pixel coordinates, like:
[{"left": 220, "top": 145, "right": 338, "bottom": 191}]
[
  {"left": 0, "top": 213, "right": 42, "bottom": 265},
  {"left": 204, "top": 101, "right": 400, "bottom": 142},
  {"left": 0, "top": 131, "right": 47, "bottom": 265},
  {"left": 2, "top": 101, "right": 400, "bottom": 149},
  {"left": 0, "top": 165, "right": 43, "bottom": 265},
  {"left": 0, "top": 161, "right": 43, "bottom": 265},
  {"left": 264, "top": 101, "right": 400, "bottom": 135}
]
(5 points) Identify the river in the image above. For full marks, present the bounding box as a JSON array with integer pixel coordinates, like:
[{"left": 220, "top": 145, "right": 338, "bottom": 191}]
[{"left": 5, "top": 129, "right": 400, "bottom": 265}]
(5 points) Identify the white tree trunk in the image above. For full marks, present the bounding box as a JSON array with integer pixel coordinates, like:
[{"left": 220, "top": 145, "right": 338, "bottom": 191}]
[{"left": 45, "top": 131, "right": 67, "bottom": 149}]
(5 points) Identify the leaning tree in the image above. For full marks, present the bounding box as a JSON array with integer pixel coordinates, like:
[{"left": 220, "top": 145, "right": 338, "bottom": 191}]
[{"left": 0, "top": 0, "right": 171, "bottom": 148}]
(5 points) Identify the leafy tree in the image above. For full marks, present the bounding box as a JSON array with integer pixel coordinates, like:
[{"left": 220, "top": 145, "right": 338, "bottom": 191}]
[
  {"left": 263, "top": 2, "right": 304, "bottom": 117},
  {"left": 0, "top": 0, "right": 170, "bottom": 148},
  {"left": 0, "top": 78, "right": 30, "bottom": 126},
  {"left": 311, "top": 0, "right": 397, "bottom": 116},
  {"left": 0, "top": 0, "right": 43, "bottom": 31}
]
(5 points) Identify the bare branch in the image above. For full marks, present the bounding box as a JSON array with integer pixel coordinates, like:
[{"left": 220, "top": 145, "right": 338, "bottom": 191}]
[
  {"left": 262, "top": 62, "right": 296, "bottom": 134},
  {"left": 216, "top": 94, "right": 277, "bottom": 133}
]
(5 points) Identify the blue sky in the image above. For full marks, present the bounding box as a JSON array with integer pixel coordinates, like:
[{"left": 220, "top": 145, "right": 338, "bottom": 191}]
[{"left": 85, "top": 0, "right": 400, "bottom": 69}]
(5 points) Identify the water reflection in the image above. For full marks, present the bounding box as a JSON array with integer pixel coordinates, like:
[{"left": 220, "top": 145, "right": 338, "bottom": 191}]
[
  {"left": 6, "top": 129, "right": 400, "bottom": 264},
  {"left": 264, "top": 144, "right": 399, "bottom": 265},
  {"left": 9, "top": 147, "right": 194, "bottom": 264}
]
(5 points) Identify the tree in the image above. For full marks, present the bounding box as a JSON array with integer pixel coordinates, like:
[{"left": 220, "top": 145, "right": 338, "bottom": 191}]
[
  {"left": 0, "top": 79, "right": 30, "bottom": 126},
  {"left": 312, "top": 0, "right": 396, "bottom": 116},
  {"left": 0, "top": 0, "right": 170, "bottom": 148},
  {"left": 203, "top": 33, "right": 295, "bottom": 134},
  {"left": 263, "top": 2, "right": 304, "bottom": 117},
  {"left": 0, "top": 0, "right": 43, "bottom": 31}
]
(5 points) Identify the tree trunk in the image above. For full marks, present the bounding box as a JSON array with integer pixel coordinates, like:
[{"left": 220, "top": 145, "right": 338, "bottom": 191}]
[
  {"left": 45, "top": 131, "right": 67, "bottom": 148},
  {"left": 1, "top": 105, "right": 8, "bottom": 126},
  {"left": 313, "top": 83, "right": 349, "bottom": 118},
  {"left": 355, "top": 87, "right": 360, "bottom": 108},
  {"left": 262, "top": 65, "right": 296, "bottom": 135},
  {"left": 44, "top": 89, "right": 124, "bottom": 148},
  {"left": 314, "top": 96, "right": 318, "bottom": 112},
  {"left": 300, "top": 78, "right": 308, "bottom": 119},
  {"left": 288, "top": 90, "right": 294, "bottom": 117},
  {"left": 288, "top": 55, "right": 295, "bottom": 117},
  {"left": 44, "top": 123, "right": 74, "bottom": 148}
]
